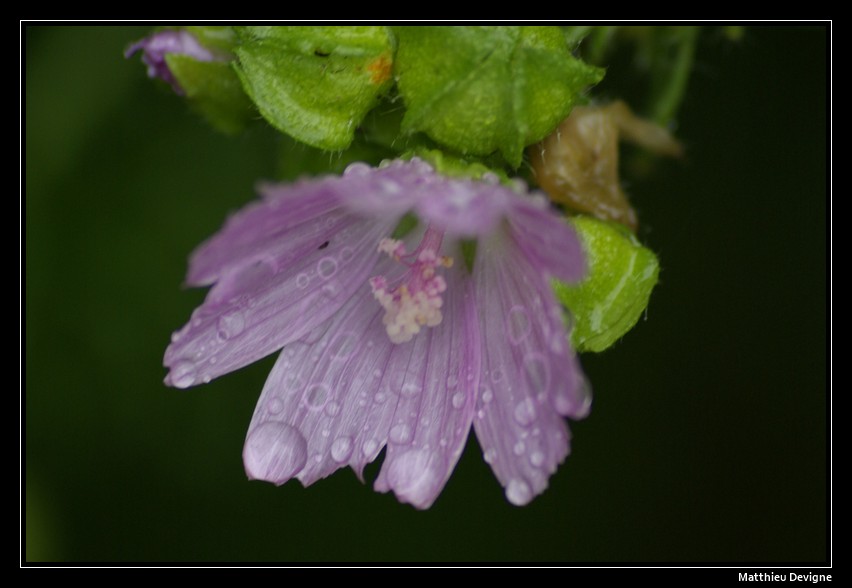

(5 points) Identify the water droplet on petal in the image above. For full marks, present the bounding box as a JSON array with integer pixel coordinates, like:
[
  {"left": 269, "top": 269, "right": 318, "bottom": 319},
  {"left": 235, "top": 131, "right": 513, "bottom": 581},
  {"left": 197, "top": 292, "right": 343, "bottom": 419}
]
[
  {"left": 362, "top": 438, "right": 379, "bottom": 457},
  {"left": 451, "top": 392, "right": 465, "bottom": 409},
  {"left": 513, "top": 441, "right": 526, "bottom": 456},
  {"left": 522, "top": 353, "right": 550, "bottom": 395},
  {"left": 507, "top": 306, "right": 532, "bottom": 345},
  {"left": 267, "top": 397, "right": 284, "bottom": 414},
  {"left": 302, "top": 383, "right": 330, "bottom": 411},
  {"left": 491, "top": 369, "right": 504, "bottom": 383},
  {"left": 169, "top": 361, "right": 196, "bottom": 389},
  {"left": 296, "top": 273, "right": 310, "bottom": 289},
  {"left": 170, "top": 330, "right": 182, "bottom": 343},
  {"left": 331, "top": 437, "right": 353, "bottom": 463},
  {"left": 400, "top": 382, "right": 421, "bottom": 398},
  {"left": 372, "top": 369, "right": 383, "bottom": 379},
  {"left": 324, "top": 400, "right": 341, "bottom": 417},
  {"left": 373, "top": 391, "right": 387, "bottom": 404},
  {"left": 530, "top": 451, "right": 545, "bottom": 467},
  {"left": 389, "top": 423, "right": 413, "bottom": 445},
  {"left": 340, "top": 246, "right": 354, "bottom": 262},
  {"left": 244, "top": 422, "right": 308, "bottom": 484},
  {"left": 513, "top": 399, "right": 537, "bottom": 427},
  {"left": 346, "top": 162, "right": 374, "bottom": 176},
  {"left": 447, "top": 374, "right": 458, "bottom": 388},
  {"left": 385, "top": 449, "right": 445, "bottom": 507},
  {"left": 217, "top": 310, "right": 246, "bottom": 341},
  {"left": 483, "top": 448, "right": 497, "bottom": 464},
  {"left": 480, "top": 387, "right": 493, "bottom": 404},
  {"left": 317, "top": 256, "right": 338, "bottom": 280},
  {"left": 505, "top": 478, "right": 533, "bottom": 506}
]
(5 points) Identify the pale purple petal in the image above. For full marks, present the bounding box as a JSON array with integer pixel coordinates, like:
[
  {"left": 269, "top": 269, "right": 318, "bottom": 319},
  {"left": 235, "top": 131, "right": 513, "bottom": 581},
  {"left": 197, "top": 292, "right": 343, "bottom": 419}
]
[
  {"left": 243, "top": 239, "right": 417, "bottom": 486},
  {"left": 413, "top": 175, "right": 510, "bottom": 238},
  {"left": 373, "top": 256, "right": 480, "bottom": 508},
  {"left": 472, "top": 232, "right": 590, "bottom": 506},
  {"left": 187, "top": 178, "right": 346, "bottom": 286},
  {"left": 164, "top": 217, "right": 394, "bottom": 388},
  {"left": 335, "top": 160, "right": 427, "bottom": 221},
  {"left": 508, "top": 196, "right": 586, "bottom": 283},
  {"left": 125, "top": 30, "right": 218, "bottom": 95}
]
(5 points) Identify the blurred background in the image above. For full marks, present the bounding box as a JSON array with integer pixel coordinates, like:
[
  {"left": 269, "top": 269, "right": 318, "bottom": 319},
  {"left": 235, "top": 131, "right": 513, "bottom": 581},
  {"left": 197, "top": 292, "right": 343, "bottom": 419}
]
[{"left": 24, "top": 26, "right": 827, "bottom": 563}]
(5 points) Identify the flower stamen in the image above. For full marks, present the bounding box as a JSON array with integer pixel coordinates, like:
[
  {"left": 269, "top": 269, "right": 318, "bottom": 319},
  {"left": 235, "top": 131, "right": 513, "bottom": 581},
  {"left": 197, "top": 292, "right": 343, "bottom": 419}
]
[{"left": 370, "top": 226, "right": 453, "bottom": 344}]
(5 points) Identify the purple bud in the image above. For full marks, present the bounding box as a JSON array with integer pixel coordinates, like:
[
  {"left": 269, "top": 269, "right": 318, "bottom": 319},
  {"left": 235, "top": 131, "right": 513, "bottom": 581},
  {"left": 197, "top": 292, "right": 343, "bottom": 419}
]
[{"left": 125, "top": 30, "right": 218, "bottom": 95}]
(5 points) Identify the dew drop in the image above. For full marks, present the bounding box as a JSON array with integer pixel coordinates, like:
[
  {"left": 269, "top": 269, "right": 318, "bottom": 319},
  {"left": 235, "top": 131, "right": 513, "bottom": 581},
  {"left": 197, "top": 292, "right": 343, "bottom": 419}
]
[
  {"left": 296, "top": 273, "right": 310, "bottom": 289},
  {"left": 530, "top": 451, "right": 545, "bottom": 467},
  {"left": 522, "top": 354, "right": 550, "bottom": 396},
  {"left": 389, "top": 423, "right": 413, "bottom": 445},
  {"left": 481, "top": 387, "right": 493, "bottom": 404},
  {"left": 447, "top": 374, "right": 458, "bottom": 389},
  {"left": 451, "top": 392, "right": 465, "bottom": 409},
  {"left": 372, "top": 369, "right": 383, "bottom": 379},
  {"left": 217, "top": 310, "right": 246, "bottom": 341},
  {"left": 505, "top": 478, "right": 533, "bottom": 506},
  {"left": 344, "top": 162, "right": 371, "bottom": 177},
  {"left": 324, "top": 400, "right": 341, "bottom": 417},
  {"left": 267, "top": 397, "right": 284, "bottom": 414},
  {"left": 170, "top": 330, "right": 182, "bottom": 343},
  {"left": 373, "top": 391, "right": 387, "bottom": 404},
  {"left": 491, "top": 368, "right": 504, "bottom": 383},
  {"left": 169, "top": 361, "right": 196, "bottom": 389},
  {"left": 513, "top": 398, "right": 537, "bottom": 427},
  {"left": 483, "top": 448, "right": 497, "bottom": 464},
  {"left": 244, "top": 422, "right": 308, "bottom": 484},
  {"left": 340, "top": 246, "right": 354, "bottom": 262},
  {"left": 400, "top": 382, "right": 421, "bottom": 398},
  {"left": 362, "top": 438, "right": 379, "bottom": 457},
  {"left": 317, "top": 256, "right": 338, "bottom": 280},
  {"left": 507, "top": 306, "right": 532, "bottom": 344},
  {"left": 513, "top": 441, "right": 526, "bottom": 456},
  {"left": 330, "top": 437, "right": 353, "bottom": 463},
  {"left": 302, "top": 383, "right": 330, "bottom": 411}
]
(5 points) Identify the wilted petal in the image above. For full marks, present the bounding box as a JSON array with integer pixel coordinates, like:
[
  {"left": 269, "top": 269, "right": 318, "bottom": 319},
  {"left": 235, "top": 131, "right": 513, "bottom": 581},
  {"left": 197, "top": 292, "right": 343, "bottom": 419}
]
[
  {"left": 164, "top": 218, "right": 394, "bottom": 388},
  {"left": 126, "top": 30, "right": 218, "bottom": 94},
  {"left": 472, "top": 233, "right": 590, "bottom": 505},
  {"left": 374, "top": 258, "right": 480, "bottom": 508},
  {"left": 508, "top": 196, "right": 586, "bottom": 283}
]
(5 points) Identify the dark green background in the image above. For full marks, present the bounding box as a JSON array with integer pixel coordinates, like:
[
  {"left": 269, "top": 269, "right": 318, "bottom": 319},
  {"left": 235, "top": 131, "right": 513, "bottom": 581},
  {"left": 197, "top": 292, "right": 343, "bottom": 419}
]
[{"left": 25, "top": 26, "right": 827, "bottom": 562}]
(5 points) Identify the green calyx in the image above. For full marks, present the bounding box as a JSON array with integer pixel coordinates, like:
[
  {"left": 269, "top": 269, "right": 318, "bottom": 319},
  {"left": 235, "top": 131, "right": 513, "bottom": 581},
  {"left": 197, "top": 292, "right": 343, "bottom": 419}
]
[
  {"left": 555, "top": 216, "right": 660, "bottom": 353},
  {"left": 233, "top": 26, "right": 395, "bottom": 151},
  {"left": 394, "top": 26, "right": 603, "bottom": 167}
]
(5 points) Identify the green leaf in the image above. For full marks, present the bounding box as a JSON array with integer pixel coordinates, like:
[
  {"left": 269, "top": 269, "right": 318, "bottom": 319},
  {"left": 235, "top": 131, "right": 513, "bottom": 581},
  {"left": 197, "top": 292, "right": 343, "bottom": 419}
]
[
  {"left": 554, "top": 216, "right": 659, "bottom": 353},
  {"left": 165, "top": 55, "right": 253, "bottom": 134},
  {"left": 394, "top": 26, "right": 603, "bottom": 167},
  {"left": 234, "top": 26, "right": 394, "bottom": 151}
]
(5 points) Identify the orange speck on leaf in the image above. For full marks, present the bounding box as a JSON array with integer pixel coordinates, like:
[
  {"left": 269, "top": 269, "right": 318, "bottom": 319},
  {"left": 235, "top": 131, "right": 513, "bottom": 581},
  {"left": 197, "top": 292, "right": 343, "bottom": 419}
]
[{"left": 367, "top": 54, "right": 393, "bottom": 85}]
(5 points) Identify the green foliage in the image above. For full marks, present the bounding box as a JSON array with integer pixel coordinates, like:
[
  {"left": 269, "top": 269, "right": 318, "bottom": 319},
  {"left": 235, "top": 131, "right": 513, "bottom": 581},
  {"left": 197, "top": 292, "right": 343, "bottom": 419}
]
[
  {"left": 554, "top": 216, "right": 659, "bottom": 352},
  {"left": 165, "top": 55, "right": 253, "bottom": 134},
  {"left": 234, "top": 26, "right": 394, "bottom": 151},
  {"left": 393, "top": 26, "right": 603, "bottom": 167}
]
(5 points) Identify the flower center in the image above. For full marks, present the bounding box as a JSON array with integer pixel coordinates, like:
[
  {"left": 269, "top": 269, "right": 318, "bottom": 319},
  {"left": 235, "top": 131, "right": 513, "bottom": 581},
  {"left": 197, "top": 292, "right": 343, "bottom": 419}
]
[{"left": 370, "top": 225, "right": 453, "bottom": 344}]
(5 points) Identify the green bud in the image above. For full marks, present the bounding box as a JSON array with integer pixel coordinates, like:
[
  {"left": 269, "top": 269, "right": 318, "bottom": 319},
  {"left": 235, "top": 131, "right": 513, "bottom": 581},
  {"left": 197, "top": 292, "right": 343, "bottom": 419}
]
[
  {"left": 554, "top": 216, "right": 660, "bottom": 353},
  {"left": 394, "top": 26, "right": 603, "bottom": 167}
]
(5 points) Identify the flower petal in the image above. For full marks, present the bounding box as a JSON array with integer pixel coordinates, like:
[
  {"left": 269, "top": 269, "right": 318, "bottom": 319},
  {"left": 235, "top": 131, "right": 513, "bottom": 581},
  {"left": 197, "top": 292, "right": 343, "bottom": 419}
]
[
  {"left": 508, "top": 196, "right": 586, "bottom": 282},
  {"left": 413, "top": 175, "right": 510, "bottom": 238},
  {"left": 187, "top": 178, "right": 348, "bottom": 287},
  {"left": 373, "top": 259, "right": 480, "bottom": 509},
  {"left": 164, "top": 217, "right": 394, "bottom": 388},
  {"left": 472, "top": 233, "right": 590, "bottom": 506}
]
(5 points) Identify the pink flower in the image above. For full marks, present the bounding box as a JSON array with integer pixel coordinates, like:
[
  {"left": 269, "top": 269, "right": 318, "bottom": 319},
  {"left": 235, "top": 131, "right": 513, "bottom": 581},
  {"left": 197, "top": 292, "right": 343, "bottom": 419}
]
[{"left": 164, "top": 158, "right": 591, "bottom": 508}]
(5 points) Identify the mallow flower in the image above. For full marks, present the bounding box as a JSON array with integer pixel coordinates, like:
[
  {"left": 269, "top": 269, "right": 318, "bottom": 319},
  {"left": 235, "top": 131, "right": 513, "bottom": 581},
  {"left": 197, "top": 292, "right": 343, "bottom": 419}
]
[{"left": 164, "top": 158, "right": 591, "bottom": 508}]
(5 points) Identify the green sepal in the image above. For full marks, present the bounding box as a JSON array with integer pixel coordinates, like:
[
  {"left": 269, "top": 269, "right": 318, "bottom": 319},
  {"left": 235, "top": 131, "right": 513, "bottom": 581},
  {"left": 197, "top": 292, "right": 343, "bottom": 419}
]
[
  {"left": 394, "top": 26, "right": 603, "bottom": 167},
  {"left": 234, "top": 26, "right": 394, "bottom": 151},
  {"left": 554, "top": 216, "right": 660, "bottom": 353},
  {"left": 165, "top": 55, "right": 253, "bottom": 134}
]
